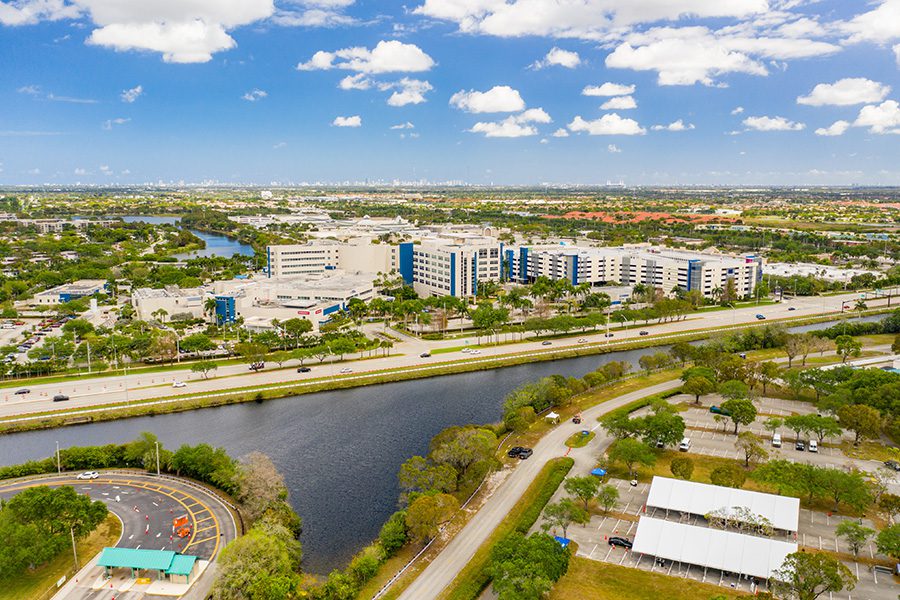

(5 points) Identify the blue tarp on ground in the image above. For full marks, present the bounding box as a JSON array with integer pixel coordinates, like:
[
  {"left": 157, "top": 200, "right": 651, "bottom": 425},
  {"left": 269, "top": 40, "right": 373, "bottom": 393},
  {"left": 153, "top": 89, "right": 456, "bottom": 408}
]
[
  {"left": 554, "top": 536, "right": 570, "bottom": 548},
  {"left": 591, "top": 468, "right": 607, "bottom": 477}
]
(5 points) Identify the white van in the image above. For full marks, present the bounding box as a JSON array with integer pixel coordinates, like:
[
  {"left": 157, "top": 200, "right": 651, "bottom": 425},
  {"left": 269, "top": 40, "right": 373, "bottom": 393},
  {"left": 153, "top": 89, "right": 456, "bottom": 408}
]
[
  {"left": 772, "top": 433, "right": 782, "bottom": 448},
  {"left": 678, "top": 438, "right": 691, "bottom": 452},
  {"left": 808, "top": 440, "right": 818, "bottom": 453}
]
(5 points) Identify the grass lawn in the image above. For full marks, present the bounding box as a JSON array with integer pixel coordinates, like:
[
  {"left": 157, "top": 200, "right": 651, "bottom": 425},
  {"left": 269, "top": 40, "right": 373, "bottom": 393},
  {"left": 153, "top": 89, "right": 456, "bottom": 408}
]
[
  {"left": 0, "top": 513, "right": 121, "bottom": 600},
  {"left": 840, "top": 440, "right": 900, "bottom": 463},
  {"left": 355, "top": 543, "right": 421, "bottom": 599},
  {"left": 565, "top": 431, "right": 595, "bottom": 448},
  {"left": 550, "top": 557, "right": 751, "bottom": 600}
]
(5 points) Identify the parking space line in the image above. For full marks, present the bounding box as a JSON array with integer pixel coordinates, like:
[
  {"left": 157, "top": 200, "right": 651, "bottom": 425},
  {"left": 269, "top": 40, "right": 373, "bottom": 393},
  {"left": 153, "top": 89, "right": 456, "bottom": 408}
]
[{"left": 190, "top": 535, "right": 218, "bottom": 546}]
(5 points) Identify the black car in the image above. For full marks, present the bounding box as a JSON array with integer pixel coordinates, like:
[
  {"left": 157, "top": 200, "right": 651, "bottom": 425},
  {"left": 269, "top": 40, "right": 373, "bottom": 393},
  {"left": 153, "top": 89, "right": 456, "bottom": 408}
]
[
  {"left": 885, "top": 460, "right": 900, "bottom": 471},
  {"left": 517, "top": 448, "right": 533, "bottom": 460},
  {"left": 507, "top": 446, "right": 526, "bottom": 458},
  {"left": 639, "top": 331, "right": 649, "bottom": 336},
  {"left": 14, "top": 388, "right": 30, "bottom": 395},
  {"left": 604, "top": 333, "right": 614, "bottom": 338},
  {"left": 795, "top": 441, "right": 806, "bottom": 451},
  {"left": 608, "top": 537, "right": 633, "bottom": 549},
  {"left": 542, "top": 341, "right": 552, "bottom": 346},
  {"left": 297, "top": 367, "right": 311, "bottom": 373},
  {"left": 52, "top": 394, "right": 70, "bottom": 402},
  {"left": 420, "top": 352, "right": 431, "bottom": 358}
]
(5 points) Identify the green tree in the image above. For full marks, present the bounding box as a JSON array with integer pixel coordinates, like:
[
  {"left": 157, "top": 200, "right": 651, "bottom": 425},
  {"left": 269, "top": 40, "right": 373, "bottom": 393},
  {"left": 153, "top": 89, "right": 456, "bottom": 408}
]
[
  {"left": 709, "top": 463, "right": 746, "bottom": 488},
  {"left": 489, "top": 532, "right": 569, "bottom": 600},
  {"left": 670, "top": 456, "right": 694, "bottom": 480},
  {"left": 564, "top": 476, "right": 601, "bottom": 511},
  {"left": 835, "top": 520, "right": 874, "bottom": 557},
  {"left": 771, "top": 552, "right": 855, "bottom": 600},
  {"left": 759, "top": 361, "right": 781, "bottom": 394},
  {"left": 735, "top": 431, "right": 768, "bottom": 468},
  {"left": 234, "top": 341, "right": 267, "bottom": 364},
  {"left": 835, "top": 334, "right": 862, "bottom": 363},
  {"left": 212, "top": 522, "right": 302, "bottom": 600},
  {"left": 637, "top": 411, "right": 685, "bottom": 448},
  {"left": 596, "top": 484, "right": 619, "bottom": 514},
  {"left": 718, "top": 380, "right": 749, "bottom": 402},
  {"left": 720, "top": 398, "right": 757, "bottom": 434},
  {"left": 405, "top": 493, "right": 459, "bottom": 542},
  {"left": 190, "top": 360, "right": 218, "bottom": 379},
  {"left": 818, "top": 469, "right": 871, "bottom": 513},
  {"left": 608, "top": 438, "right": 656, "bottom": 478},
  {"left": 682, "top": 376, "right": 715, "bottom": 404},
  {"left": 541, "top": 498, "right": 589, "bottom": 539},
  {"left": 378, "top": 511, "right": 408, "bottom": 557},
  {"left": 398, "top": 456, "right": 457, "bottom": 496},
  {"left": 837, "top": 404, "right": 882, "bottom": 444},
  {"left": 876, "top": 524, "right": 900, "bottom": 560}
]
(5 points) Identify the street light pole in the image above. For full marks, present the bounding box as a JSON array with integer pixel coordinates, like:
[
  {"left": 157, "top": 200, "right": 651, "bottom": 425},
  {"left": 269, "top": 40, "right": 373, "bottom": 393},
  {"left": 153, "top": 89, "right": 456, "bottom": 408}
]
[
  {"left": 56, "top": 441, "right": 61, "bottom": 473},
  {"left": 155, "top": 441, "right": 160, "bottom": 476}
]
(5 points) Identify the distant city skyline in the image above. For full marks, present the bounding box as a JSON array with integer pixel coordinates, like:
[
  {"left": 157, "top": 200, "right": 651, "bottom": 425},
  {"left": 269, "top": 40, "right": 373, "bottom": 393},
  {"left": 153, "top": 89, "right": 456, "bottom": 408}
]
[{"left": 1, "top": 0, "right": 899, "bottom": 186}]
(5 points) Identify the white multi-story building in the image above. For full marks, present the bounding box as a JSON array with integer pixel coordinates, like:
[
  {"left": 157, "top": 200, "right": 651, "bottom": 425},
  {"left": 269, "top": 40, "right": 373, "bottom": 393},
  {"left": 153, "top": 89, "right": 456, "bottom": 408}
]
[
  {"left": 408, "top": 234, "right": 502, "bottom": 298},
  {"left": 266, "top": 239, "right": 398, "bottom": 278},
  {"left": 132, "top": 286, "right": 206, "bottom": 322},
  {"left": 506, "top": 244, "right": 762, "bottom": 299}
]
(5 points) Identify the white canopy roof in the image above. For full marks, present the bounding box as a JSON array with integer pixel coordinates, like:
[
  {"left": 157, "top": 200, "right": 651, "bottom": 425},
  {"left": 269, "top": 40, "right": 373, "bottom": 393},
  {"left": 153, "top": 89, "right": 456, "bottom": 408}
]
[
  {"left": 545, "top": 412, "right": 560, "bottom": 420},
  {"left": 646, "top": 476, "right": 799, "bottom": 532},
  {"left": 631, "top": 517, "right": 797, "bottom": 580}
]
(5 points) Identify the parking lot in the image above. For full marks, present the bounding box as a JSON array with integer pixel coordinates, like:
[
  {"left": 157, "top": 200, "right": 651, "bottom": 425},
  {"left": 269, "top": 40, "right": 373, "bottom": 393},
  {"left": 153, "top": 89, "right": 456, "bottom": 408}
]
[{"left": 552, "top": 477, "right": 898, "bottom": 599}]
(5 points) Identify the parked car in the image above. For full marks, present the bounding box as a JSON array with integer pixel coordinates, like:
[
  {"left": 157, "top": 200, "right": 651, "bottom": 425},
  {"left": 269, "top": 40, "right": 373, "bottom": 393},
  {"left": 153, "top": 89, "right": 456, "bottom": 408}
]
[
  {"left": 53, "top": 394, "right": 70, "bottom": 402},
  {"left": 795, "top": 441, "right": 806, "bottom": 451},
  {"left": 507, "top": 446, "right": 526, "bottom": 458},
  {"left": 172, "top": 381, "right": 186, "bottom": 388},
  {"left": 710, "top": 405, "right": 731, "bottom": 416},
  {"left": 14, "top": 388, "right": 30, "bottom": 395},
  {"left": 517, "top": 448, "right": 533, "bottom": 459},
  {"left": 339, "top": 367, "right": 353, "bottom": 374},
  {"left": 808, "top": 440, "right": 818, "bottom": 453},
  {"left": 76, "top": 471, "right": 99, "bottom": 480},
  {"left": 542, "top": 341, "right": 552, "bottom": 346},
  {"left": 297, "top": 366, "right": 311, "bottom": 373},
  {"left": 420, "top": 352, "right": 431, "bottom": 358},
  {"left": 884, "top": 460, "right": 900, "bottom": 471},
  {"left": 678, "top": 437, "right": 691, "bottom": 452},
  {"left": 772, "top": 433, "right": 782, "bottom": 448},
  {"left": 639, "top": 330, "right": 649, "bottom": 336},
  {"left": 608, "top": 537, "right": 633, "bottom": 549}
]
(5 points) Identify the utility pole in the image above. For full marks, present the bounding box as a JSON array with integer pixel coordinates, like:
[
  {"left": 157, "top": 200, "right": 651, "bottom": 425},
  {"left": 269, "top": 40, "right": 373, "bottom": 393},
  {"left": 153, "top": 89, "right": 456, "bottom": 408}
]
[
  {"left": 70, "top": 526, "right": 79, "bottom": 569},
  {"left": 86, "top": 342, "right": 91, "bottom": 374},
  {"left": 56, "top": 441, "right": 61, "bottom": 473}
]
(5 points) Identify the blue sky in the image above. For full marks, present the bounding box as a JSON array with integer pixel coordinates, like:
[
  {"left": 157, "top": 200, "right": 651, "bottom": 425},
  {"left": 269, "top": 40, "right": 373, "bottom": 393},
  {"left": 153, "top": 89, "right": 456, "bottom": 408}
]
[{"left": 1, "top": 0, "right": 899, "bottom": 186}]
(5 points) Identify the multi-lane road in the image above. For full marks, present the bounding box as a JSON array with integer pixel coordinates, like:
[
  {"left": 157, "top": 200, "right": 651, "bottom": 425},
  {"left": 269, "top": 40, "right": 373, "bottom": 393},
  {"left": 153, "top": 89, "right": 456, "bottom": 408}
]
[{"left": 0, "top": 291, "right": 881, "bottom": 422}]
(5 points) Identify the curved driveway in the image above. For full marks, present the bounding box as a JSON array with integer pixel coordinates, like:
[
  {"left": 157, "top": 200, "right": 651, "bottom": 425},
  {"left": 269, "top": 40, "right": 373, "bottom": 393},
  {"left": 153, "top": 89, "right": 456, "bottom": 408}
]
[{"left": 0, "top": 471, "right": 237, "bottom": 561}]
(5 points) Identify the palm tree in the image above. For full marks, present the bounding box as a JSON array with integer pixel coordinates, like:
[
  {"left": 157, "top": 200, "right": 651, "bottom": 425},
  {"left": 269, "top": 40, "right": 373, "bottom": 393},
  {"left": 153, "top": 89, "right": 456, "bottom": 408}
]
[
  {"left": 204, "top": 297, "right": 218, "bottom": 325},
  {"left": 152, "top": 308, "right": 168, "bottom": 323}
]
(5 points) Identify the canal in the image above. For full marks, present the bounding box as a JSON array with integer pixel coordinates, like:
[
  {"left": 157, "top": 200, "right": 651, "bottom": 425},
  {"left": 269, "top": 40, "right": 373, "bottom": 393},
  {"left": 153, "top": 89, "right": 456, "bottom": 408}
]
[
  {"left": 0, "top": 315, "right": 880, "bottom": 574},
  {"left": 118, "top": 215, "right": 255, "bottom": 260}
]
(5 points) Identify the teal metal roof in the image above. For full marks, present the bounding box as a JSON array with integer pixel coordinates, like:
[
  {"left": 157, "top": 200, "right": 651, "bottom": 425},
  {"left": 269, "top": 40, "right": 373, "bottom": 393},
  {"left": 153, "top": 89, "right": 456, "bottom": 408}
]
[
  {"left": 98, "top": 548, "right": 176, "bottom": 571},
  {"left": 166, "top": 554, "right": 198, "bottom": 576}
]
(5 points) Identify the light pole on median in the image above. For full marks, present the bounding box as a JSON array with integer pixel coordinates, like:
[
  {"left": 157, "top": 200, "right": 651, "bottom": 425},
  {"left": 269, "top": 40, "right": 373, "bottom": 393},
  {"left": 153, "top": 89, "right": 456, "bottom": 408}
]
[
  {"left": 56, "top": 440, "right": 61, "bottom": 473},
  {"left": 155, "top": 440, "right": 160, "bottom": 476}
]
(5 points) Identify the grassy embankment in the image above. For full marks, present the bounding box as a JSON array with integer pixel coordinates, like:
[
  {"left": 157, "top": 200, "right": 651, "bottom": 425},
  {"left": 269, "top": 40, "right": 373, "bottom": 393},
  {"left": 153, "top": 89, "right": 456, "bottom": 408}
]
[{"left": 0, "top": 513, "right": 121, "bottom": 600}]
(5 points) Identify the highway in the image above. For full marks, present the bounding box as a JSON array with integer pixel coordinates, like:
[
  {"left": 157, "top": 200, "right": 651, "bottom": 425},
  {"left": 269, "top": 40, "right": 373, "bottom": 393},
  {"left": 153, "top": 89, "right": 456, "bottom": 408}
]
[{"left": 0, "top": 291, "right": 883, "bottom": 421}]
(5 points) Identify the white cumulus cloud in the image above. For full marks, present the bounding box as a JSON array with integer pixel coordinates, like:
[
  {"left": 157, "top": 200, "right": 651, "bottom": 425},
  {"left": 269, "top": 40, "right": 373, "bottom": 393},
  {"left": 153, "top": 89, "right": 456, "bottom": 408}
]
[
  {"left": 532, "top": 47, "right": 581, "bottom": 69},
  {"left": 797, "top": 78, "right": 891, "bottom": 106},
  {"left": 600, "top": 95, "right": 636, "bottom": 110},
  {"left": 854, "top": 100, "right": 900, "bottom": 134},
  {"left": 814, "top": 120, "right": 850, "bottom": 136},
  {"left": 469, "top": 107, "right": 552, "bottom": 138},
  {"left": 121, "top": 85, "right": 143, "bottom": 103},
  {"left": 743, "top": 115, "right": 805, "bottom": 131},
  {"left": 731, "top": 106, "right": 744, "bottom": 115},
  {"left": 582, "top": 82, "right": 635, "bottom": 97},
  {"left": 607, "top": 144, "right": 622, "bottom": 153},
  {"left": 568, "top": 113, "right": 646, "bottom": 135},
  {"left": 297, "top": 40, "right": 435, "bottom": 74},
  {"left": 333, "top": 115, "right": 362, "bottom": 127},
  {"left": 551, "top": 128, "right": 569, "bottom": 137},
  {"left": 450, "top": 85, "right": 525, "bottom": 113},
  {"left": 382, "top": 78, "right": 432, "bottom": 106},
  {"left": 391, "top": 122, "right": 415, "bottom": 130},
  {"left": 242, "top": 88, "right": 268, "bottom": 101},
  {"left": 651, "top": 119, "right": 695, "bottom": 131}
]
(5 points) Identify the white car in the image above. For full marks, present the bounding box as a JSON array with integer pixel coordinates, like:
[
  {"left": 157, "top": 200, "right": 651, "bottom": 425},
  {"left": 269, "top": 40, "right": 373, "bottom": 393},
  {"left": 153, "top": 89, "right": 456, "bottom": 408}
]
[
  {"left": 76, "top": 471, "right": 99, "bottom": 480},
  {"left": 461, "top": 348, "right": 471, "bottom": 353},
  {"left": 577, "top": 338, "right": 588, "bottom": 343},
  {"left": 339, "top": 367, "right": 353, "bottom": 374},
  {"left": 172, "top": 381, "right": 186, "bottom": 388},
  {"left": 470, "top": 350, "right": 481, "bottom": 355}
]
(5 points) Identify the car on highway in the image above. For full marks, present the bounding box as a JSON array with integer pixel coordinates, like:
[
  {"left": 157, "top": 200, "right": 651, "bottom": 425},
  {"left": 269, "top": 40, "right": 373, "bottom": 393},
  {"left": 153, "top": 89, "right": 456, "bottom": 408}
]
[
  {"left": 76, "top": 471, "right": 100, "bottom": 480},
  {"left": 572, "top": 415, "right": 582, "bottom": 424},
  {"left": 172, "top": 381, "right": 186, "bottom": 388},
  {"left": 297, "top": 366, "right": 311, "bottom": 373},
  {"left": 469, "top": 349, "right": 481, "bottom": 355},
  {"left": 339, "top": 367, "right": 353, "bottom": 374},
  {"left": 249, "top": 362, "right": 265, "bottom": 371},
  {"left": 755, "top": 314, "right": 766, "bottom": 320},
  {"left": 608, "top": 537, "right": 633, "bottom": 549},
  {"left": 577, "top": 338, "right": 588, "bottom": 344},
  {"left": 885, "top": 460, "right": 900, "bottom": 471},
  {"left": 604, "top": 333, "right": 614, "bottom": 338},
  {"left": 52, "top": 394, "right": 70, "bottom": 402},
  {"left": 420, "top": 352, "right": 431, "bottom": 358},
  {"left": 788, "top": 307, "right": 797, "bottom": 311},
  {"left": 461, "top": 348, "right": 471, "bottom": 353},
  {"left": 14, "top": 388, "right": 30, "bottom": 395},
  {"left": 639, "top": 330, "right": 649, "bottom": 336},
  {"left": 542, "top": 341, "right": 552, "bottom": 346},
  {"left": 795, "top": 441, "right": 805, "bottom": 451}
]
